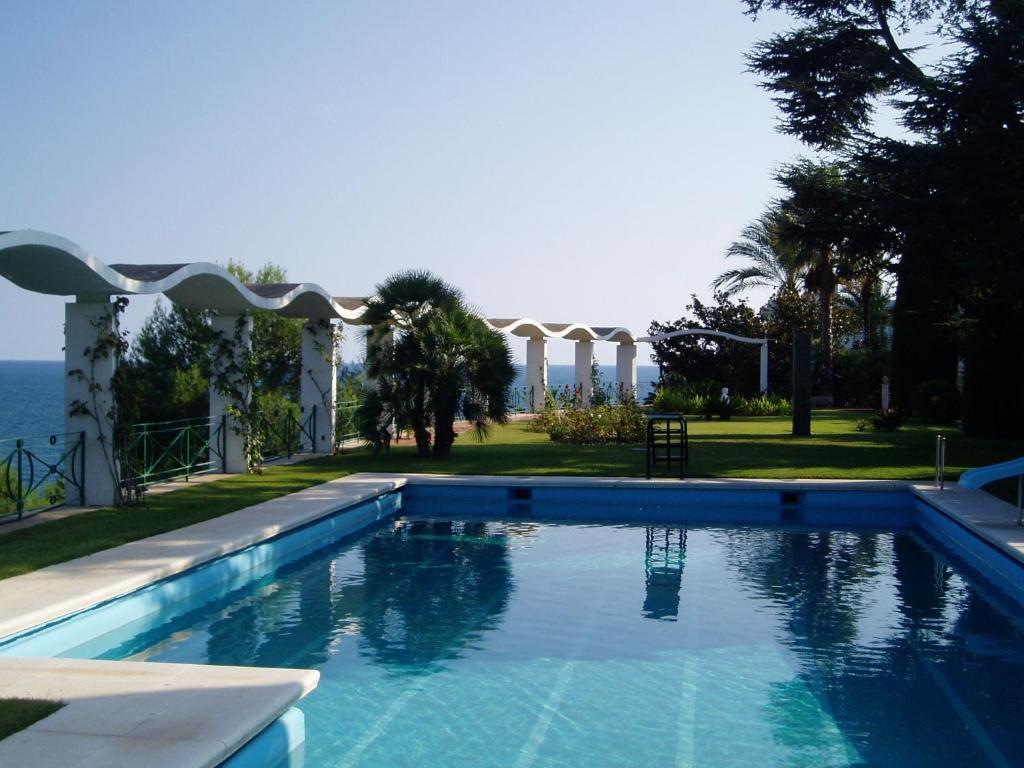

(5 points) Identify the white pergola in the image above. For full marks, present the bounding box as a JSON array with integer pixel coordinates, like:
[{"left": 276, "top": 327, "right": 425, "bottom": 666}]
[
  {"left": 0, "top": 230, "right": 371, "bottom": 503},
  {"left": 486, "top": 319, "right": 769, "bottom": 408},
  {"left": 0, "top": 229, "right": 768, "bottom": 503}
]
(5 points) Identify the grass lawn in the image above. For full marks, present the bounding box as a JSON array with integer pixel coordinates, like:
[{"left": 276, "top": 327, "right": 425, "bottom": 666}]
[
  {"left": 0, "top": 698, "right": 63, "bottom": 742},
  {"left": 0, "top": 410, "right": 1021, "bottom": 581}
]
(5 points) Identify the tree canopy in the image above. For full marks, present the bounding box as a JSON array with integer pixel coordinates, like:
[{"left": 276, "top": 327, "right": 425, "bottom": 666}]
[
  {"left": 743, "top": 0, "right": 1024, "bottom": 435},
  {"left": 358, "top": 271, "right": 515, "bottom": 458}
]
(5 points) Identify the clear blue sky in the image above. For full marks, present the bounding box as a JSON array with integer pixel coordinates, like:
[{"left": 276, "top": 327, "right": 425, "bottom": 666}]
[{"left": 0, "top": 1, "right": 803, "bottom": 366}]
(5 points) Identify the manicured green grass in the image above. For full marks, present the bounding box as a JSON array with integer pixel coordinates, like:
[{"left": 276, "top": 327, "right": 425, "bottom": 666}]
[
  {"left": 0, "top": 699, "right": 63, "bottom": 742},
  {"left": 0, "top": 411, "right": 1020, "bottom": 581}
]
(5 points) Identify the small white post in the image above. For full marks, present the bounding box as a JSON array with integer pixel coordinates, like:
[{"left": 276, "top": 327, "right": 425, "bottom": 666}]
[
  {"left": 574, "top": 340, "right": 594, "bottom": 405},
  {"left": 759, "top": 341, "right": 769, "bottom": 394},
  {"left": 525, "top": 337, "right": 548, "bottom": 412},
  {"left": 301, "top": 319, "right": 337, "bottom": 453},
  {"left": 616, "top": 342, "right": 637, "bottom": 401},
  {"left": 65, "top": 299, "right": 119, "bottom": 506},
  {"left": 881, "top": 376, "right": 891, "bottom": 411},
  {"left": 210, "top": 314, "right": 252, "bottom": 474}
]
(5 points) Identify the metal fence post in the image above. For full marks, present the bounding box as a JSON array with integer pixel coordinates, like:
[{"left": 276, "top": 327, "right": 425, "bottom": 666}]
[{"left": 15, "top": 438, "right": 24, "bottom": 517}]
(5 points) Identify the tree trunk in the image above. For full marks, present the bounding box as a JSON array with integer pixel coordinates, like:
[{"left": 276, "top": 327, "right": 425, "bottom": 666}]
[
  {"left": 860, "top": 276, "right": 876, "bottom": 350},
  {"left": 815, "top": 250, "right": 836, "bottom": 399},
  {"left": 411, "top": 383, "right": 431, "bottom": 458},
  {"left": 432, "top": 397, "right": 458, "bottom": 457}
]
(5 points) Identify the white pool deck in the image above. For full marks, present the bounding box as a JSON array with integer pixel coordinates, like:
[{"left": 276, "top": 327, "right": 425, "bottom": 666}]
[{"left": 1, "top": 472, "right": 1022, "bottom": 767}]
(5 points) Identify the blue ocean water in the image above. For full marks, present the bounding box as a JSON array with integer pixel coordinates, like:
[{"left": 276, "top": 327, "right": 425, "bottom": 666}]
[
  {"left": 514, "top": 364, "right": 660, "bottom": 400},
  {"left": 40, "top": 509, "right": 1024, "bottom": 768},
  {"left": 0, "top": 360, "right": 64, "bottom": 440},
  {"left": 0, "top": 362, "right": 660, "bottom": 443}
]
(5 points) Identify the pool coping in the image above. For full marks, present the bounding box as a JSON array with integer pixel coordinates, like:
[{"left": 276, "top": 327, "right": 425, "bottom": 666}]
[
  {"left": 0, "top": 472, "right": 1021, "bottom": 768},
  {"left": 0, "top": 657, "right": 317, "bottom": 768}
]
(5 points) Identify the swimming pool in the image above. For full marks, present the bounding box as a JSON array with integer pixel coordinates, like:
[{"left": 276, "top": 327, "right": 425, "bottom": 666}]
[{"left": 4, "top": 483, "right": 1024, "bottom": 767}]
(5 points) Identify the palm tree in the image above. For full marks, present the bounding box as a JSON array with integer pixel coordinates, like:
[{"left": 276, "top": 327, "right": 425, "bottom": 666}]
[
  {"left": 359, "top": 271, "right": 515, "bottom": 458},
  {"left": 775, "top": 160, "right": 859, "bottom": 399},
  {"left": 712, "top": 208, "right": 808, "bottom": 297}
]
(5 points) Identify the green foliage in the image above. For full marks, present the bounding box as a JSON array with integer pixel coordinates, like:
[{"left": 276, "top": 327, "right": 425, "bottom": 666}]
[
  {"left": 122, "top": 300, "right": 215, "bottom": 423},
  {"left": 360, "top": 271, "right": 515, "bottom": 457},
  {"left": 714, "top": 207, "right": 808, "bottom": 297},
  {"left": 743, "top": 0, "right": 1024, "bottom": 436},
  {"left": 541, "top": 397, "right": 646, "bottom": 445},
  {"left": 652, "top": 383, "right": 791, "bottom": 419},
  {"left": 911, "top": 378, "right": 961, "bottom": 425},
  {"left": 649, "top": 293, "right": 766, "bottom": 394},
  {"left": 227, "top": 261, "right": 304, "bottom": 397},
  {"left": 732, "top": 394, "right": 793, "bottom": 417},
  {"left": 833, "top": 349, "right": 891, "bottom": 408},
  {"left": 870, "top": 408, "right": 906, "bottom": 432},
  {"left": 0, "top": 699, "right": 64, "bottom": 741}
]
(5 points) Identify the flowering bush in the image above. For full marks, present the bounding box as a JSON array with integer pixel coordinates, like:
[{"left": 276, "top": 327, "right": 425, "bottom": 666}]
[{"left": 530, "top": 394, "right": 646, "bottom": 444}]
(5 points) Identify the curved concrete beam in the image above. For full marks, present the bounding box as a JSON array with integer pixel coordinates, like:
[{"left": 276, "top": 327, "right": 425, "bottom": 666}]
[
  {"left": 0, "top": 230, "right": 370, "bottom": 322},
  {"left": 486, "top": 317, "right": 636, "bottom": 343},
  {"left": 638, "top": 328, "right": 767, "bottom": 346}
]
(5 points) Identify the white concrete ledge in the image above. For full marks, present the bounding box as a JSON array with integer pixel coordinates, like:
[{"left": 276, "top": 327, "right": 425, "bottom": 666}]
[
  {"left": 0, "top": 475, "right": 405, "bottom": 640},
  {"left": 0, "top": 657, "right": 317, "bottom": 768},
  {"left": 359, "top": 472, "right": 911, "bottom": 492},
  {"left": 912, "top": 483, "right": 1024, "bottom": 563}
]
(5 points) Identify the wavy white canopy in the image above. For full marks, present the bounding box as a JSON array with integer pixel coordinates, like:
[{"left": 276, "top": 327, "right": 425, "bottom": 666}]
[
  {"left": 0, "top": 230, "right": 370, "bottom": 322},
  {"left": 486, "top": 317, "right": 636, "bottom": 343}
]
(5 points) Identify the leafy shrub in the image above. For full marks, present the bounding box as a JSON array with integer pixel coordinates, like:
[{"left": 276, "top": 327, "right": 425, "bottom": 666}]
[
  {"left": 735, "top": 394, "right": 792, "bottom": 417},
  {"left": 911, "top": 378, "right": 961, "bottom": 424},
  {"left": 541, "top": 397, "right": 646, "bottom": 444},
  {"left": 870, "top": 408, "right": 906, "bottom": 432},
  {"left": 653, "top": 385, "right": 790, "bottom": 420},
  {"left": 833, "top": 349, "right": 891, "bottom": 408}
]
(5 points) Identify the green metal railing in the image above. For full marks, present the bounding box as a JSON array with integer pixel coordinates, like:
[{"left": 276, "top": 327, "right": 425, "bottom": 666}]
[
  {"left": 335, "top": 400, "right": 360, "bottom": 451},
  {"left": 122, "top": 415, "right": 226, "bottom": 489},
  {"left": 1, "top": 431, "right": 85, "bottom": 522},
  {"left": 508, "top": 386, "right": 533, "bottom": 414},
  {"left": 262, "top": 405, "right": 317, "bottom": 460}
]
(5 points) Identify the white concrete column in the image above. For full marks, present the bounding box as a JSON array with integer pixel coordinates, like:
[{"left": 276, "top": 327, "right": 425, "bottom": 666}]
[
  {"left": 301, "top": 319, "right": 337, "bottom": 453},
  {"left": 65, "top": 300, "right": 119, "bottom": 506},
  {"left": 525, "top": 337, "right": 548, "bottom": 412},
  {"left": 574, "top": 340, "right": 594, "bottom": 405},
  {"left": 759, "top": 342, "right": 769, "bottom": 394},
  {"left": 615, "top": 343, "right": 637, "bottom": 401},
  {"left": 210, "top": 314, "right": 253, "bottom": 474}
]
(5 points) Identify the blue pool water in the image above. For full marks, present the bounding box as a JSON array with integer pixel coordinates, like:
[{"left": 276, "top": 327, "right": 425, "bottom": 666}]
[{"left": 6, "top": 490, "right": 1024, "bottom": 767}]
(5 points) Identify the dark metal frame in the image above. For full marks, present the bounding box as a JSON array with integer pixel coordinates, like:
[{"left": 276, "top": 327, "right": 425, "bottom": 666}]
[
  {"left": 645, "top": 413, "right": 688, "bottom": 479},
  {"left": 0, "top": 431, "right": 85, "bottom": 522}
]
